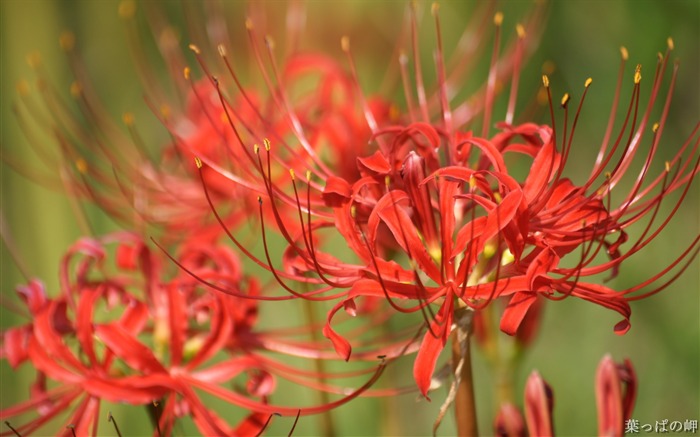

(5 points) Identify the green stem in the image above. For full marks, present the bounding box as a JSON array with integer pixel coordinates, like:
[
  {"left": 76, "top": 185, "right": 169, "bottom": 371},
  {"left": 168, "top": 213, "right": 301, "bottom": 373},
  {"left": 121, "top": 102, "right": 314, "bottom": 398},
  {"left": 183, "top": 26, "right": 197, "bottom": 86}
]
[{"left": 302, "top": 298, "right": 336, "bottom": 436}]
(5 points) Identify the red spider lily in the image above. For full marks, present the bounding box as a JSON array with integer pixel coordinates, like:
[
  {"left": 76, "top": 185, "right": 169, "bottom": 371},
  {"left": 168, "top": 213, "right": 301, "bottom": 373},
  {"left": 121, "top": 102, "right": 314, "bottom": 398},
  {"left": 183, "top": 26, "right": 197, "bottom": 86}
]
[
  {"left": 6, "top": 1, "right": 408, "bottom": 245},
  {"left": 198, "top": 30, "right": 697, "bottom": 402},
  {"left": 1, "top": 233, "right": 388, "bottom": 436},
  {"left": 179, "top": 4, "right": 548, "bottom": 399}
]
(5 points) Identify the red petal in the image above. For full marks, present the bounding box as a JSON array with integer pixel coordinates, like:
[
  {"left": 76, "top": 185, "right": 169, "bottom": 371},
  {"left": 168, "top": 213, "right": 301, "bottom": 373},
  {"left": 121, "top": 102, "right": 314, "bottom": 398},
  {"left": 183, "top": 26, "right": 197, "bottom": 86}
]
[
  {"left": 413, "top": 299, "right": 453, "bottom": 399},
  {"left": 500, "top": 292, "right": 538, "bottom": 336},
  {"left": 357, "top": 150, "right": 391, "bottom": 175},
  {"left": 3, "top": 326, "right": 30, "bottom": 368},
  {"left": 524, "top": 139, "right": 560, "bottom": 203},
  {"left": 322, "top": 300, "right": 352, "bottom": 361},
  {"left": 95, "top": 324, "right": 167, "bottom": 373},
  {"left": 322, "top": 176, "right": 352, "bottom": 207}
]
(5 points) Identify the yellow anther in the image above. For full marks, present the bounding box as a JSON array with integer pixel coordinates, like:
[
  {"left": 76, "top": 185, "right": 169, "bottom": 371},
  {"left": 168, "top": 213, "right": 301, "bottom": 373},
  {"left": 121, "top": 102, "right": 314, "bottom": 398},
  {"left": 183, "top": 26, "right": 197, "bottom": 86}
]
[
  {"left": 542, "top": 74, "right": 550, "bottom": 88},
  {"left": 263, "top": 138, "right": 271, "bottom": 151},
  {"left": 431, "top": 3, "right": 439, "bottom": 16},
  {"left": 194, "top": 156, "right": 202, "bottom": 169},
  {"left": 341, "top": 36, "right": 350, "bottom": 52},
  {"left": 70, "top": 81, "right": 82, "bottom": 97},
  {"left": 159, "top": 27, "right": 178, "bottom": 49},
  {"left": 217, "top": 44, "right": 226, "bottom": 57},
  {"left": 350, "top": 204, "right": 357, "bottom": 219},
  {"left": 384, "top": 175, "right": 391, "bottom": 188},
  {"left": 389, "top": 105, "right": 400, "bottom": 121},
  {"left": 118, "top": 0, "right": 135, "bottom": 18},
  {"left": 26, "top": 52, "right": 41, "bottom": 69},
  {"left": 59, "top": 31, "right": 75, "bottom": 51},
  {"left": 483, "top": 242, "right": 497, "bottom": 259},
  {"left": 188, "top": 44, "right": 201, "bottom": 55},
  {"left": 667, "top": 37, "right": 674, "bottom": 51},
  {"left": 516, "top": 24, "right": 526, "bottom": 39},
  {"left": 634, "top": 64, "right": 642, "bottom": 84},
  {"left": 494, "top": 192, "right": 503, "bottom": 204},
  {"left": 652, "top": 122, "right": 659, "bottom": 133},
  {"left": 183, "top": 67, "right": 190, "bottom": 80},
  {"left": 560, "top": 93, "right": 570, "bottom": 108},
  {"left": 265, "top": 36, "right": 275, "bottom": 49},
  {"left": 306, "top": 170, "right": 312, "bottom": 181},
  {"left": 76, "top": 158, "right": 88, "bottom": 174},
  {"left": 494, "top": 11, "right": 504, "bottom": 26},
  {"left": 122, "top": 112, "right": 134, "bottom": 126},
  {"left": 620, "top": 46, "right": 629, "bottom": 60},
  {"left": 657, "top": 52, "right": 663, "bottom": 62},
  {"left": 584, "top": 77, "right": 593, "bottom": 88},
  {"left": 160, "top": 104, "right": 171, "bottom": 119},
  {"left": 468, "top": 175, "right": 477, "bottom": 191},
  {"left": 245, "top": 18, "right": 254, "bottom": 30},
  {"left": 665, "top": 161, "right": 670, "bottom": 172},
  {"left": 183, "top": 336, "right": 205, "bottom": 361},
  {"left": 604, "top": 171, "right": 612, "bottom": 180},
  {"left": 501, "top": 248, "right": 515, "bottom": 266},
  {"left": 257, "top": 196, "right": 263, "bottom": 204},
  {"left": 16, "top": 80, "right": 30, "bottom": 96},
  {"left": 254, "top": 144, "right": 260, "bottom": 154},
  {"left": 289, "top": 168, "right": 295, "bottom": 180}
]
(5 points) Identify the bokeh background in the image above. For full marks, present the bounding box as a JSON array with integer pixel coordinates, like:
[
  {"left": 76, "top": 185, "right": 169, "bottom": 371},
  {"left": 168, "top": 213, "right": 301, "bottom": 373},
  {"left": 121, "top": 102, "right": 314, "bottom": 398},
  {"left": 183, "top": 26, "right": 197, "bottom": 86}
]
[{"left": 1, "top": 1, "right": 698, "bottom": 436}]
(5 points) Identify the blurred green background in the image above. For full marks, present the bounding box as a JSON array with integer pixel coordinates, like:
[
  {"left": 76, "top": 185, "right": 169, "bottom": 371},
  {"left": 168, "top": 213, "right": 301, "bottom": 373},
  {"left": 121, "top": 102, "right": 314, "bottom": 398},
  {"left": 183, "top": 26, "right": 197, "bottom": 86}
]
[{"left": 1, "top": 1, "right": 698, "bottom": 436}]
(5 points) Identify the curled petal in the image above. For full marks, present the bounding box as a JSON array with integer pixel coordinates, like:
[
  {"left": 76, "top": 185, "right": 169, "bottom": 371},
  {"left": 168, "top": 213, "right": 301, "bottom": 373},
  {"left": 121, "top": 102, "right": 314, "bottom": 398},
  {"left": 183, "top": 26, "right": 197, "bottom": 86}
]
[
  {"left": 322, "top": 300, "right": 353, "bottom": 361},
  {"left": 322, "top": 176, "right": 352, "bottom": 207}
]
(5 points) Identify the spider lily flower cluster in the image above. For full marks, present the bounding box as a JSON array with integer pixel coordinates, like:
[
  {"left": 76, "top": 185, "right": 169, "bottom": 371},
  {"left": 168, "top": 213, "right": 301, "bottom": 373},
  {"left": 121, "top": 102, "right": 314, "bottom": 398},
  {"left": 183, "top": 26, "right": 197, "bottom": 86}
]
[
  {"left": 193, "top": 28, "right": 698, "bottom": 400},
  {"left": 1, "top": 233, "right": 386, "bottom": 435},
  {"left": 2, "top": 1, "right": 698, "bottom": 435}
]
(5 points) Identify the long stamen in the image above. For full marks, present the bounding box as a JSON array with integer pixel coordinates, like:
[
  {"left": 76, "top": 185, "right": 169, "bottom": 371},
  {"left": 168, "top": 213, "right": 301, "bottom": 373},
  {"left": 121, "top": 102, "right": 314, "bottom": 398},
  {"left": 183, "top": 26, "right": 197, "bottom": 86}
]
[
  {"left": 409, "top": 2, "right": 430, "bottom": 122},
  {"left": 4, "top": 421, "right": 21, "bottom": 437},
  {"left": 505, "top": 24, "right": 526, "bottom": 125},
  {"left": 0, "top": 211, "right": 32, "bottom": 282},
  {"left": 289, "top": 170, "right": 348, "bottom": 288},
  {"left": 258, "top": 196, "right": 340, "bottom": 301},
  {"left": 255, "top": 413, "right": 281, "bottom": 437},
  {"left": 592, "top": 46, "right": 628, "bottom": 176},
  {"left": 263, "top": 35, "right": 334, "bottom": 176},
  {"left": 432, "top": 3, "right": 453, "bottom": 145},
  {"left": 193, "top": 157, "right": 329, "bottom": 291},
  {"left": 355, "top": 211, "right": 430, "bottom": 316},
  {"left": 481, "top": 12, "right": 503, "bottom": 138},
  {"left": 399, "top": 51, "right": 418, "bottom": 124},
  {"left": 108, "top": 412, "right": 123, "bottom": 437},
  {"left": 340, "top": 36, "right": 391, "bottom": 155}
]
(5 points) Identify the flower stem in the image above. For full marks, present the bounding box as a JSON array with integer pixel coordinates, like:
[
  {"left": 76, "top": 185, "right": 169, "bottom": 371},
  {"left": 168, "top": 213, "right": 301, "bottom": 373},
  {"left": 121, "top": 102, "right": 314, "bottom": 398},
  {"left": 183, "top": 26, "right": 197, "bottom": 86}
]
[
  {"left": 452, "top": 307, "right": 478, "bottom": 436},
  {"left": 301, "top": 297, "right": 336, "bottom": 436}
]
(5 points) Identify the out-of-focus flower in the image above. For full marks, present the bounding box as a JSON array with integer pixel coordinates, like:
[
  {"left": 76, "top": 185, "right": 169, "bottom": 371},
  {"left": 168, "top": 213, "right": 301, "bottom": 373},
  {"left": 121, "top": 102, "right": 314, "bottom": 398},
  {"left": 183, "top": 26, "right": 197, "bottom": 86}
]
[{"left": 1, "top": 233, "right": 386, "bottom": 436}]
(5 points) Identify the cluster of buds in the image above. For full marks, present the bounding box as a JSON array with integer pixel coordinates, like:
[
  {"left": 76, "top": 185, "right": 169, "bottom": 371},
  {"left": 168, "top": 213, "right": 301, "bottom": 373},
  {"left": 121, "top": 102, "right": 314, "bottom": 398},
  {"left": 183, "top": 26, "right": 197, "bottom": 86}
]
[{"left": 2, "top": 1, "right": 697, "bottom": 436}]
